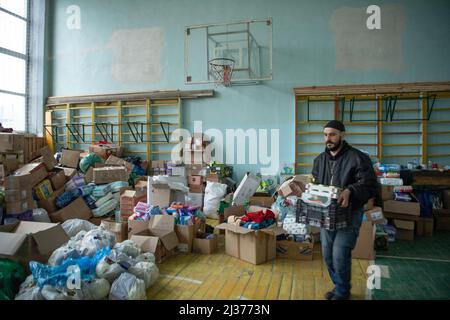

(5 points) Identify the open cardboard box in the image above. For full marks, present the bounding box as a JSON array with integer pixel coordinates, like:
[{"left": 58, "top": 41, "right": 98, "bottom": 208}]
[
  {"left": 352, "top": 220, "right": 376, "bottom": 260},
  {"left": 215, "top": 205, "right": 285, "bottom": 265},
  {"left": 0, "top": 221, "right": 69, "bottom": 272},
  {"left": 175, "top": 224, "right": 195, "bottom": 253},
  {"left": 129, "top": 215, "right": 179, "bottom": 263},
  {"left": 60, "top": 149, "right": 82, "bottom": 168},
  {"left": 5, "top": 162, "right": 47, "bottom": 189},
  {"left": 49, "top": 197, "right": 93, "bottom": 223},
  {"left": 193, "top": 233, "right": 218, "bottom": 254},
  {"left": 276, "top": 238, "right": 314, "bottom": 261},
  {"left": 100, "top": 218, "right": 128, "bottom": 243},
  {"left": 147, "top": 179, "right": 187, "bottom": 207}
]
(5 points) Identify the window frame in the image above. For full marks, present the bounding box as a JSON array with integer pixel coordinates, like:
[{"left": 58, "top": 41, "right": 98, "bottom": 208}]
[{"left": 0, "top": 0, "right": 30, "bottom": 131}]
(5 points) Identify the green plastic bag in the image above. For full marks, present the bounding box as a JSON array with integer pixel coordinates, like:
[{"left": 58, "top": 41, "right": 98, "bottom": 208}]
[
  {"left": 0, "top": 259, "right": 26, "bottom": 300},
  {"left": 79, "top": 153, "right": 104, "bottom": 173}
]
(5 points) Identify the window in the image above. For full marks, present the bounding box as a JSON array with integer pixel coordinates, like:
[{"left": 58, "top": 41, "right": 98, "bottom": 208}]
[{"left": 0, "top": 0, "right": 28, "bottom": 131}]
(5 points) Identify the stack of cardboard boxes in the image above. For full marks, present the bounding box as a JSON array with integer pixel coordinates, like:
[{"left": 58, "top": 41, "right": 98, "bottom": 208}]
[
  {"left": 120, "top": 188, "right": 147, "bottom": 220},
  {"left": 183, "top": 133, "right": 211, "bottom": 165}
]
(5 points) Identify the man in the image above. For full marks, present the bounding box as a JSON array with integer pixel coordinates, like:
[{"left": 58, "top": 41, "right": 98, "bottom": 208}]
[{"left": 311, "top": 120, "right": 377, "bottom": 300}]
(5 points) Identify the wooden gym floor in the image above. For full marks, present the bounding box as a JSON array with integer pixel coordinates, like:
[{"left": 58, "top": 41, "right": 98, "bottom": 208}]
[{"left": 147, "top": 231, "right": 371, "bottom": 300}]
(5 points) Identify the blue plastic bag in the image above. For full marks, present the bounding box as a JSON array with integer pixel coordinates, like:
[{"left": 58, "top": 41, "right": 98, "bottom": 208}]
[{"left": 30, "top": 247, "right": 111, "bottom": 288}]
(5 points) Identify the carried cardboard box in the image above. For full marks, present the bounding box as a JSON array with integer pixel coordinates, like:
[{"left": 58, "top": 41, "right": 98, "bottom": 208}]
[
  {"left": 49, "top": 197, "right": 92, "bottom": 223},
  {"left": 383, "top": 200, "right": 420, "bottom": 216},
  {"left": 193, "top": 233, "right": 218, "bottom": 254},
  {"left": 60, "top": 149, "right": 82, "bottom": 168},
  {"left": 0, "top": 133, "right": 24, "bottom": 153},
  {"left": 364, "top": 207, "right": 386, "bottom": 225},
  {"left": 5, "top": 162, "right": 47, "bottom": 189},
  {"left": 100, "top": 218, "right": 128, "bottom": 243},
  {"left": 38, "top": 187, "right": 65, "bottom": 214},
  {"left": 393, "top": 219, "right": 415, "bottom": 241},
  {"left": 0, "top": 221, "right": 69, "bottom": 271},
  {"left": 129, "top": 215, "right": 179, "bottom": 263},
  {"left": 276, "top": 239, "right": 314, "bottom": 261},
  {"left": 352, "top": 221, "right": 376, "bottom": 260},
  {"left": 175, "top": 224, "right": 195, "bottom": 253},
  {"left": 93, "top": 166, "right": 128, "bottom": 184},
  {"left": 232, "top": 172, "right": 261, "bottom": 206}
]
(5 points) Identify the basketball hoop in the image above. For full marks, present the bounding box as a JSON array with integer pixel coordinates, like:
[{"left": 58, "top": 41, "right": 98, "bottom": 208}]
[{"left": 209, "top": 58, "right": 235, "bottom": 87}]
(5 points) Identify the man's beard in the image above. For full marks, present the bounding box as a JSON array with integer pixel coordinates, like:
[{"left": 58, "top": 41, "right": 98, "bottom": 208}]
[{"left": 326, "top": 139, "right": 342, "bottom": 152}]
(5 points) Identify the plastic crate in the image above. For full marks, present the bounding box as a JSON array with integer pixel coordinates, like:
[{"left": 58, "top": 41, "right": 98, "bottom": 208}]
[{"left": 296, "top": 199, "right": 353, "bottom": 231}]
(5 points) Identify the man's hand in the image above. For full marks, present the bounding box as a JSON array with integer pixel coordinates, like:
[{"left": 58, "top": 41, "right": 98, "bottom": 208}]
[{"left": 338, "top": 189, "right": 351, "bottom": 208}]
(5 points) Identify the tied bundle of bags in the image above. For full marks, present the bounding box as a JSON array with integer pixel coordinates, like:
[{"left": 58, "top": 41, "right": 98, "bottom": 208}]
[{"left": 15, "top": 219, "right": 159, "bottom": 300}]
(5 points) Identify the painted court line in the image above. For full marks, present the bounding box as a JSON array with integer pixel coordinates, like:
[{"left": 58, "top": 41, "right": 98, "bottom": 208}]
[
  {"left": 377, "top": 255, "right": 450, "bottom": 263},
  {"left": 160, "top": 274, "right": 203, "bottom": 284}
]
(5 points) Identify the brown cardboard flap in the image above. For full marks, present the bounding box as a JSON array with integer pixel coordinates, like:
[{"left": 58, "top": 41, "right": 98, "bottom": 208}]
[
  {"left": 260, "top": 225, "right": 286, "bottom": 236},
  {"left": 128, "top": 220, "right": 150, "bottom": 237},
  {"left": 14, "top": 221, "right": 58, "bottom": 234},
  {"left": 223, "top": 205, "right": 245, "bottom": 220},
  {"left": 130, "top": 235, "right": 159, "bottom": 253},
  {"left": 214, "top": 223, "right": 255, "bottom": 234},
  {"left": 0, "top": 233, "right": 27, "bottom": 255},
  {"left": 394, "top": 219, "right": 415, "bottom": 230},
  {"left": 160, "top": 232, "right": 179, "bottom": 251},
  {"left": 150, "top": 215, "right": 175, "bottom": 231},
  {"left": 32, "top": 224, "right": 69, "bottom": 255}
]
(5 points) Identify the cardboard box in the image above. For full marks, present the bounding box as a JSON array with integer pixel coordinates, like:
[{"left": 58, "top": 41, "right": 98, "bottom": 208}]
[
  {"left": 443, "top": 189, "right": 450, "bottom": 209},
  {"left": 93, "top": 166, "right": 128, "bottom": 184},
  {"left": 188, "top": 175, "right": 203, "bottom": 186},
  {"left": 0, "top": 133, "right": 25, "bottom": 152},
  {"left": 39, "top": 146, "right": 57, "bottom": 171},
  {"left": 0, "top": 221, "right": 69, "bottom": 271},
  {"left": 185, "top": 164, "right": 205, "bottom": 176},
  {"left": 193, "top": 234, "right": 218, "bottom": 254},
  {"left": 0, "top": 158, "right": 19, "bottom": 180},
  {"left": 276, "top": 240, "right": 314, "bottom": 261},
  {"left": 129, "top": 215, "right": 179, "bottom": 263},
  {"left": 60, "top": 149, "right": 82, "bottom": 168},
  {"left": 89, "top": 144, "right": 123, "bottom": 160},
  {"left": 105, "top": 155, "right": 133, "bottom": 173},
  {"left": 48, "top": 168, "right": 66, "bottom": 190},
  {"left": 5, "top": 162, "right": 47, "bottom": 189},
  {"left": 232, "top": 173, "right": 261, "bottom": 206},
  {"left": 352, "top": 221, "right": 376, "bottom": 260},
  {"left": 364, "top": 207, "right": 386, "bottom": 225},
  {"left": 6, "top": 198, "right": 34, "bottom": 215},
  {"left": 393, "top": 219, "right": 415, "bottom": 241},
  {"left": 189, "top": 185, "right": 205, "bottom": 194},
  {"left": 37, "top": 187, "right": 65, "bottom": 214},
  {"left": 54, "top": 166, "right": 77, "bottom": 181},
  {"left": 89, "top": 217, "right": 104, "bottom": 226},
  {"left": 383, "top": 200, "right": 420, "bottom": 216},
  {"left": 215, "top": 209, "right": 284, "bottom": 265},
  {"left": 100, "top": 218, "right": 128, "bottom": 243},
  {"left": 185, "top": 192, "right": 204, "bottom": 207},
  {"left": 5, "top": 188, "right": 32, "bottom": 202},
  {"left": 175, "top": 224, "right": 195, "bottom": 253},
  {"left": 364, "top": 198, "right": 375, "bottom": 211},
  {"left": 147, "top": 180, "right": 186, "bottom": 207},
  {"left": 416, "top": 217, "right": 434, "bottom": 237},
  {"left": 249, "top": 196, "right": 275, "bottom": 208},
  {"left": 277, "top": 175, "right": 307, "bottom": 198},
  {"left": 34, "top": 179, "right": 53, "bottom": 201},
  {"left": 380, "top": 185, "right": 396, "bottom": 201},
  {"left": 49, "top": 197, "right": 92, "bottom": 223}
]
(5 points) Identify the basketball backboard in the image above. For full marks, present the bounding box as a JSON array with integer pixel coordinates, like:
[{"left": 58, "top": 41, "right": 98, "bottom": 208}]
[{"left": 184, "top": 18, "right": 273, "bottom": 86}]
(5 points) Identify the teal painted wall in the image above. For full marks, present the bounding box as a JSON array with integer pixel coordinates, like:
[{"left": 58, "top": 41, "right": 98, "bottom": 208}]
[{"left": 45, "top": 0, "right": 450, "bottom": 180}]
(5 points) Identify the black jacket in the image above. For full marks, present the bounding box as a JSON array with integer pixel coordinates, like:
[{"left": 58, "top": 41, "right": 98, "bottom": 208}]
[{"left": 311, "top": 140, "right": 378, "bottom": 209}]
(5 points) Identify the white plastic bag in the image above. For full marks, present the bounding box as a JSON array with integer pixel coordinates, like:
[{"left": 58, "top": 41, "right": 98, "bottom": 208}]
[
  {"left": 135, "top": 252, "right": 156, "bottom": 264},
  {"left": 113, "top": 240, "right": 141, "bottom": 258},
  {"left": 129, "top": 262, "right": 159, "bottom": 289},
  {"left": 109, "top": 273, "right": 146, "bottom": 300},
  {"left": 15, "top": 286, "right": 44, "bottom": 300},
  {"left": 96, "top": 249, "right": 135, "bottom": 283},
  {"left": 48, "top": 245, "right": 80, "bottom": 266},
  {"left": 32, "top": 208, "right": 51, "bottom": 223},
  {"left": 78, "top": 228, "right": 116, "bottom": 257},
  {"left": 41, "top": 284, "right": 83, "bottom": 300},
  {"left": 203, "top": 181, "right": 228, "bottom": 219},
  {"left": 62, "top": 219, "right": 97, "bottom": 238},
  {"left": 80, "top": 278, "right": 111, "bottom": 300}
]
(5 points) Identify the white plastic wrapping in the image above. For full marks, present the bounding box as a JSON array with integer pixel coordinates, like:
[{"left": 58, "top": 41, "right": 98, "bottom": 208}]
[
  {"left": 62, "top": 219, "right": 97, "bottom": 238},
  {"left": 135, "top": 252, "right": 156, "bottom": 264},
  {"left": 41, "top": 285, "right": 83, "bottom": 300},
  {"left": 48, "top": 245, "right": 80, "bottom": 266},
  {"left": 80, "top": 278, "right": 111, "bottom": 300},
  {"left": 203, "top": 181, "right": 228, "bottom": 219},
  {"left": 32, "top": 208, "right": 51, "bottom": 223},
  {"left": 128, "top": 262, "right": 159, "bottom": 289},
  {"left": 15, "top": 286, "right": 44, "bottom": 300},
  {"left": 113, "top": 240, "right": 141, "bottom": 258},
  {"left": 109, "top": 273, "right": 146, "bottom": 300},
  {"left": 78, "top": 228, "right": 116, "bottom": 257}
]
